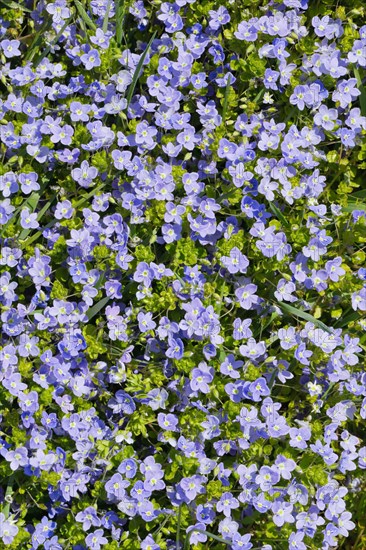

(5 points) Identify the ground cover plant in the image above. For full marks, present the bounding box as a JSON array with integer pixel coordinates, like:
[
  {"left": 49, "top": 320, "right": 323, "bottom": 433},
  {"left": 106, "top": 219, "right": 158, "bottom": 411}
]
[{"left": 0, "top": 0, "right": 366, "bottom": 548}]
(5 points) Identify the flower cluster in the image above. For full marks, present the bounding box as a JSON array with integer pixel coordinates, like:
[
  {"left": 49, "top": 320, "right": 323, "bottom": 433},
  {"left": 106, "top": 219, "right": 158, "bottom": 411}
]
[{"left": 0, "top": 0, "right": 366, "bottom": 548}]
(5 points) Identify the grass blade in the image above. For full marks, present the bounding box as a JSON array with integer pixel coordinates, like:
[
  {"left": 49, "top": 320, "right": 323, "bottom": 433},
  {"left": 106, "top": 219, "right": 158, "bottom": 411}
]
[
  {"left": 253, "top": 88, "right": 265, "bottom": 103},
  {"left": 20, "top": 219, "right": 57, "bottom": 250},
  {"left": 351, "top": 190, "right": 366, "bottom": 199},
  {"left": 342, "top": 201, "right": 366, "bottom": 213},
  {"left": 115, "top": 0, "right": 125, "bottom": 45},
  {"left": 95, "top": 272, "right": 107, "bottom": 290},
  {"left": 20, "top": 184, "right": 106, "bottom": 249},
  {"left": 335, "top": 310, "right": 362, "bottom": 328},
  {"left": 126, "top": 31, "right": 157, "bottom": 107},
  {"left": 34, "top": 18, "right": 72, "bottom": 67},
  {"left": 26, "top": 192, "right": 41, "bottom": 212},
  {"left": 24, "top": 18, "right": 53, "bottom": 61},
  {"left": 73, "top": 183, "right": 106, "bottom": 208},
  {"left": 176, "top": 505, "right": 182, "bottom": 548},
  {"left": 200, "top": 529, "right": 230, "bottom": 545},
  {"left": 0, "top": 0, "right": 31, "bottom": 11},
  {"left": 269, "top": 202, "right": 290, "bottom": 227},
  {"left": 74, "top": 0, "right": 97, "bottom": 31},
  {"left": 2, "top": 193, "right": 38, "bottom": 233},
  {"left": 17, "top": 191, "right": 41, "bottom": 241},
  {"left": 354, "top": 67, "right": 366, "bottom": 116},
  {"left": 222, "top": 74, "right": 231, "bottom": 125},
  {"left": 18, "top": 197, "right": 56, "bottom": 241},
  {"left": 86, "top": 296, "right": 110, "bottom": 321},
  {"left": 321, "top": 382, "right": 335, "bottom": 402},
  {"left": 2, "top": 475, "right": 15, "bottom": 519},
  {"left": 253, "top": 310, "right": 280, "bottom": 339},
  {"left": 102, "top": 0, "right": 112, "bottom": 33},
  {"left": 184, "top": 528, "right": 230, "bottom": 549},
  {"left": 275, "top": 301, "right": 333, "bottom": 334}
]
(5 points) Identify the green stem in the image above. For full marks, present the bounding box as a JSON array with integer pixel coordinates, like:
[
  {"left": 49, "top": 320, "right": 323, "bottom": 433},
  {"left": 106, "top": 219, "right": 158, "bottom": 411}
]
[{"left": 184, "top": 528, "right": 230, "bottom": 549}]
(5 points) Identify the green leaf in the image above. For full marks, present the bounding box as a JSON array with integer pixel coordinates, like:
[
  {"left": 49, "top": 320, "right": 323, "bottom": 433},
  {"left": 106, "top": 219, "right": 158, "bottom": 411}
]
[
  {"left": 126, "top": 31, "right": 157, "bottom": 107},
  {"left": 74, "top": 0, "right": 97, "bottom": 30},
  {"left": 86, "top": 296, "right": 110, "bottom": 321},
  {"left": 354, "top": 67, "right": 366, "bottom": 116},
  {"left": 275, "top": 301, "right": 333, "bottom": 334}
]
